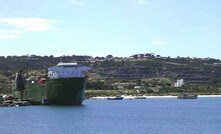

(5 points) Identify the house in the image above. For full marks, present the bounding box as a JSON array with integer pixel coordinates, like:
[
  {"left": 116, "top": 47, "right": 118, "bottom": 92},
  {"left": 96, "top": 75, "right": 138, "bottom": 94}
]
[{"left": 174, "top": 79, "right": 184, "bottom": 87}]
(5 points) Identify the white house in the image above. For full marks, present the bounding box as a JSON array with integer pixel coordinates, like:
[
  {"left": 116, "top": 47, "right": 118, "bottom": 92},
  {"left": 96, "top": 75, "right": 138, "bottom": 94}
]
[{"left": 174, "top": 79, "right": 184, "bottom": 87}]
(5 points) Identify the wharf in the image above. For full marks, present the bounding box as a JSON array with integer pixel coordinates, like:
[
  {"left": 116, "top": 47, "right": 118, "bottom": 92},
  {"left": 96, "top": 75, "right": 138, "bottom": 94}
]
[
  {"left": 0, "top": 95, "right": 31, "bottom": 107},
  {"left": 0, "top": 100, "right": 30, "bottom": 107}
]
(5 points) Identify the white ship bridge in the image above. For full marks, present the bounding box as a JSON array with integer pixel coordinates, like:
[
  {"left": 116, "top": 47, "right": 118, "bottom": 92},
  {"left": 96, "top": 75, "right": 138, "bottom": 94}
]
[{"left": 48, "top": 62, "right": 91, "bottom": 79}]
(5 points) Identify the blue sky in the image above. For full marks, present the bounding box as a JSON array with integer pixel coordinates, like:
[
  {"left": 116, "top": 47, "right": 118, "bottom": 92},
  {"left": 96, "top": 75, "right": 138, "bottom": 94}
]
[{"left": 0, "top": 0, "right": 220, "bottom": 59}]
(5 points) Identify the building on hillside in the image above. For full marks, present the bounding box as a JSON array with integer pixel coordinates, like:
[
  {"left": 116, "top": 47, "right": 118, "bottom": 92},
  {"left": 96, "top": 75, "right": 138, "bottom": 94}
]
[
  {"left": 134, "top": 86, "right": 145, "bottom": 89},
  {"left": 174, "top": 79, "right": 184, "bottom": 87}
]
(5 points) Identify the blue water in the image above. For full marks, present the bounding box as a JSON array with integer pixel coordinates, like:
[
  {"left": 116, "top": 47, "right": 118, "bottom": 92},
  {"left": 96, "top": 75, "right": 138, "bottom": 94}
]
[{"left": 1, "top": 98, "right": 221, "bottom": 134}]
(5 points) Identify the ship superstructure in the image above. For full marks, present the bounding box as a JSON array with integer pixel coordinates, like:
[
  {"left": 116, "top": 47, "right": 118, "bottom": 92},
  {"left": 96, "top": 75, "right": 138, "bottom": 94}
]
[{"left": 48, "top": 62, "right": 90, "bottom": 79}]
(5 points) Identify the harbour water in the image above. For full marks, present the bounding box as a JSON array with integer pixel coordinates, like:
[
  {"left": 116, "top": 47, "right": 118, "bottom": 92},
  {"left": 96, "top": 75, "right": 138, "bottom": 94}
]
[{"left": 1, "top": 98, "right": 221, "bottom": 134}]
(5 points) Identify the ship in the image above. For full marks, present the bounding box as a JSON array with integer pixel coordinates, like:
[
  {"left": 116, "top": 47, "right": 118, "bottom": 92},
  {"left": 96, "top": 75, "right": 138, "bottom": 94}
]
[
  {"left": 107, "top": 96, "right": 123, "bottom": 100},
  {"left": 177, "top": 93, "right": 198, "bottom": 99},
  {"left": 12, "top": 62, "right": 91, "bottom": 105}
]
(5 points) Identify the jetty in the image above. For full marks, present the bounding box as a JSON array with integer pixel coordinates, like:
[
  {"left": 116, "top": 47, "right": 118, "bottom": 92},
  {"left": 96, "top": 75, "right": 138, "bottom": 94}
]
[{"left": 0, "top": 95, "right": 30, "bottom": 107}]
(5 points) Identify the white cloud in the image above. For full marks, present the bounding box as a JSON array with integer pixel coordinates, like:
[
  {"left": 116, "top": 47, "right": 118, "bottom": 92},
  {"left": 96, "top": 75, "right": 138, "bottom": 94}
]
[
  {"left": 0, "top": 34, "right": 20, "bottom": 39},
  {"left": 71, "top": 0, "right": 84, "bottom": 5},
  {"left": 0, "top": 18, "right": 54, "bottom": 32},
  {"left": 138, "top": 0, "right": 148, "bottom": 4},
  {"left": 0, "top": 29, "right": 23, "bottom": 39},
  {"left": 152, "top": 40, "right": 168, "bottom": 45},
  {"left": 0, "top": 29, "right": 24, "bottom": 34},
  {"left": 0, "top": 18, "right": 55, "bottom": 39}
]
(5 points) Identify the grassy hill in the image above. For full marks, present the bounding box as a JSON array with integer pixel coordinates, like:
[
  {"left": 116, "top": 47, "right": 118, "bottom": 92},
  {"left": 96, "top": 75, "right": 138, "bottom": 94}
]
[{"left": 1, "top": 54, "right": 221, "bottom": 94}]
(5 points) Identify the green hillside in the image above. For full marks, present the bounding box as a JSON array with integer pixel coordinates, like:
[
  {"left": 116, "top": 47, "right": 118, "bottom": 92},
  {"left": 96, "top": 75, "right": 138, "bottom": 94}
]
[{"left": 1, "top": 54, "right": 221, "bottom": 95}]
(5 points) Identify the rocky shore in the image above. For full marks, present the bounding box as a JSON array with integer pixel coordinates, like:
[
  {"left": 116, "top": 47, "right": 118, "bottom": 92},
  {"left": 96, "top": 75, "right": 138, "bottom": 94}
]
[{"left": 0, "top": 95, "right": 30, "bottom": 107}]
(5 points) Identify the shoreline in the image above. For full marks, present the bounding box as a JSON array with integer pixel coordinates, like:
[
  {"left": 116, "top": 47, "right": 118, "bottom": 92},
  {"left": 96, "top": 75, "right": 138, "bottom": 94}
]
[{"left": 89, "top": 95, "right": 221, "bottom": 100}]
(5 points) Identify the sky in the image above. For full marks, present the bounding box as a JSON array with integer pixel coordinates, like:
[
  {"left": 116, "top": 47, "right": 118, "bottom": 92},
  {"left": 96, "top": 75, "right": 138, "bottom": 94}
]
[{"left": 0, "top": 0, "right": 221, "bottom": 59}]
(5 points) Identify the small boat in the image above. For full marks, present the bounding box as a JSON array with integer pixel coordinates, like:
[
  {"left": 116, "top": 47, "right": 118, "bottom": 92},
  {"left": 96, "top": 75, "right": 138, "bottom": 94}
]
[
  {"left": 107, "top": 96, "right": 123, "bottom": 100},
  {"left": 177, "top": 93, "right": 198, "bottom": 99},
  {"left": 134, "top": 96, "right": 146, "bottom": 99}
]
